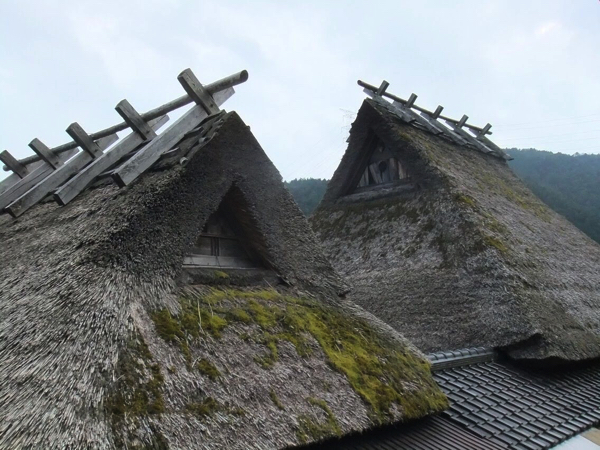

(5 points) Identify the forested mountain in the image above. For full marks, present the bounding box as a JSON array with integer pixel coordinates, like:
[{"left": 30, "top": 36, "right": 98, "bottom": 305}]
[
  {"left": 284, "top": 149, "right": 600, "bottom": 244},
  {"left": 507, "top": 149, "right": 600, "bottom": 244},
  {"left": 283, "top": 178, "right": 329, "bottom": 216}
]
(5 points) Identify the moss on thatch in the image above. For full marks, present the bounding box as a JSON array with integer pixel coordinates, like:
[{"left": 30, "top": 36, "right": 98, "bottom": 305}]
[
  {"left": 151, "top": 287, "right": 447, "bottom": 421},
  {"left": 269, "top": 389, "right": 285, "bottom": 410},
  {"left": 197, "top": 358, "right": 221, "bottom": 381},
  {"left": 296, "top": 397, "right": 342, "bottom": 443},
  {"left": 105, "top": 333, "right": 165, "bottom": 418},
  {"left": 185, "top": 397, "right": 221, "bottom": 418}
]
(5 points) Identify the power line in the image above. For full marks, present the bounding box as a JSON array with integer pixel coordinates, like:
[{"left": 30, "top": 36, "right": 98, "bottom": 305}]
[
  {"left": 501, "top": 128, "right": 600, "bottom": 142},
  {"left": 278, "top": 133, "right": 342, "bottom": 178},
  {"left": 497, "top": 113, "right": 600, "bottom": 130}
]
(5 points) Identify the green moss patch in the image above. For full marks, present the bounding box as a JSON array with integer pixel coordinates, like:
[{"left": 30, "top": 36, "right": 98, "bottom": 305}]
[
  {"left": 455, "top": 193, "right": 477, "bottom": 208},
  {"left": 151, "top": 288, "right": 446, "bottom": 423},
  {"left": 312, "top": 196, "right": 429, "bottom": 242},
  {"left": 296, "top": 397, "right": 342, "bottom": 444},
  {"left": 483, "top": 235, "right": 509, "bottom": 253},
  {"left": 254, "top": 332, "right": 279, "bottom": 368},
  {"left": 269, "top": 389, "right": 285, "bottom": 410},
  {"left": 475, "top": 173, "right": 552, "bottom": 221},
  {"left": 104, "top": 333, "right": 168, "bottom": 448},
  {"left": 185, "top": 397, "right": 220, "bottom": 418},
  {"left": 151, "top": 297, "right": 229, "bottom": 367},
  {"left": 197, "top": 358, "right": 221, "bottom": 381},
  {"left": 105, "top": 333, "right": 165, "bottom": 417},
  {"left": 214, "top": 270, "right": 229, "bottom": 279},
  {"left": 185, "top": 397, "right": 246, "bottom": 419}
]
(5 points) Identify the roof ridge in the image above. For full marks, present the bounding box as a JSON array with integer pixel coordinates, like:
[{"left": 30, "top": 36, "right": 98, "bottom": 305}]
[
  {"left": 357, "top": 79, "right": 512, "bottom": 161},
  {"left": 428, "top": 347, "right": 496, "bottom": 371}
]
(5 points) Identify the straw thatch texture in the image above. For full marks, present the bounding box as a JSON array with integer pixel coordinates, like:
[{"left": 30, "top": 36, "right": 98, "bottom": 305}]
[
  {"left": 0, "top": 112, "right": 446, "bottom": 449},
  {"left": 312, "top": 99, "right": 600, "bottom": 364}
]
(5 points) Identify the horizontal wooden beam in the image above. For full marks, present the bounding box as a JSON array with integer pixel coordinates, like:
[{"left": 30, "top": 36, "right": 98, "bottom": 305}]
[
  {"left": 66, "top": 123, "right": 104, "bottom": 158},
  {"left": 363, "top": 90, "right": 415, "bottom": 123},
  {"left": 54, "top": 115, "right": 169, "bottom": 206},
  {"left": 366, "top": 88, "right": 470, "bottom": 147},
  {"left": 0, "top": 150, "right": 28, "bottom": 178},
  {"left": 419, "top": 111, "right": 469, "bottom": 146},
  {"left": 357, "top": 79, "right": 493, "bottom": 136},
  {"left": 392, "top": 100, "right": 441, "bottom": 134},
  {"left": 3, "top": 69, "right": 248, "bottom": 171},
  {"left": 477, "top": 133, "right": 511, "bottom": 160},
  {"left": 0, "top": 158, "right": 46, "bottom": 197},
  {"left": 112, "top": 88, "right": 233, "bottom": 188},
  {"left": 0, "top": 134, "right": 118, "bottom": 212},
  {"left": 478, "top": 123, "right": 492, "bottom": 137},
  {"left": 431, "top": 106, "right": 444, "bottom": 120},
  {"left": 405, "top": 93, "right": 417, "bottom": 108},
  {"left": 115, "top": 99, "right": 156, "bottom": 141},
  {"left": 445, "top": 119, "right": 494, "bottom": 154},
  {"left": 377, "top": 80, "right": 389, "bottom": 95},
  {"left": 7, "top": 117, "right": 169, "bottom": 217}
]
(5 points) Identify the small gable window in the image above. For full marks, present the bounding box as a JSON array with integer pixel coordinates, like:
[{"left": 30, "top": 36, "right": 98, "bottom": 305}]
[
  {"left": 355, "top": 139, "right": 409, "bottom": 192},
  {"left": 184, "top": 186, "right": 268, "bottom": 269}
]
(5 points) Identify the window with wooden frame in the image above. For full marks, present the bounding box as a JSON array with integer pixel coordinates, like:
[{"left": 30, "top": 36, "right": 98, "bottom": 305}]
[
  {"left": 183, "top": 187, "right": 267, "bottom": 269},
  {"left": 355, "top": 139, "right": 409, "bottom": 192}
]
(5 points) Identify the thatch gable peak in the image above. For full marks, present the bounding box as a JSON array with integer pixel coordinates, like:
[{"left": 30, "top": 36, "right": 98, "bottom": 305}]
[{"left": 313, "top": 96, "right": 600, "bottom": 365}]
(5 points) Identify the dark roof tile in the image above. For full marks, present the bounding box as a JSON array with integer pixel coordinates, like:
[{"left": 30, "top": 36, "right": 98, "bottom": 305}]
[
  {"left": 301, "top": 416, "right": 506, "bottom": 450},
  {"left": 432, "top": 357, "right": 600, "bottom": 449}
]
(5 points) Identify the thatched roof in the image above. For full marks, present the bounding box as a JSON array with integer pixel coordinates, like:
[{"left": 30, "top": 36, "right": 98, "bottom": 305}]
[
  {"left": 0, "top": 111, "right": 446, "bottom": 449},
  {"left": 312, "top": 98, "right": 600, "bottom": 364}
]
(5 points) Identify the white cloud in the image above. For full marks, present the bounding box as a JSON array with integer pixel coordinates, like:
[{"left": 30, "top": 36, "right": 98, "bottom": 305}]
[{"left": 535, "top": 21, "right": 560, "bottom": 37}]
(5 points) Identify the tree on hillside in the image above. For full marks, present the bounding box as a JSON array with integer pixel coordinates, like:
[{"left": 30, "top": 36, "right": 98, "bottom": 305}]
[
  {"left": 284, "top": 178, "right": 328, "bottom": 216},
  {"left": 508, "top": 148, "right": 600, "bottom": 243}
]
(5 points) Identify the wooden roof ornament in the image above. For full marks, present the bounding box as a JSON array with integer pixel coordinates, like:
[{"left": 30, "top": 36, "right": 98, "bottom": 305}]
[
  {"left": 0, "top": 68, "right": 248, "bottom": 217},
  {"left": 358, "top": 79, "right": 511, "bottom": 160}
]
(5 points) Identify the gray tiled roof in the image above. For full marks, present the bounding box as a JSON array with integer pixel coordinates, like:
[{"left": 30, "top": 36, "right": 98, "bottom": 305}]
[
  {"left": 299, "top": 415, "right": 504, "bottom": 450},
  {"left": 300, "top": 351, "right": 600, "bottom": 450},
  {"left": 434, "top": 359, "right": 600, "bottom": 449}
]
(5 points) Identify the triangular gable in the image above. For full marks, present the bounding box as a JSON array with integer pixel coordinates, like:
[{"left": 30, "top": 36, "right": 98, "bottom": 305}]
[
  {"left": 322, "top": 106, "right": 420, "bottom": 204},
  {"left": 313, "top": 98, "right": 600, "bottom": 364},
  {"left": 184, "top": 184, "right": 269, "bottom": 269},
  {"left": 353, "top": 133, "right": 411, "bottom": 194}
]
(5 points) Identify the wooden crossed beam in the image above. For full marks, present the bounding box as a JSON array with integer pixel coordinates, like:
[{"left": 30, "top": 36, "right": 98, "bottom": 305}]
[
  {"left": 358, "top": 79, "right": 510, "bottom": 160},
  {"left": 0, "top": 68, "right": 248, "bottom": 217}
]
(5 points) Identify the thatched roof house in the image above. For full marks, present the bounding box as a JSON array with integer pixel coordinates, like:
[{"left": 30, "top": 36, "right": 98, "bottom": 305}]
[
  {"left": 0, "top": 108, "right": 447, "bottom": 448},
  {"left": 312, "top": 92, "right": 600, "bottom": 364}
]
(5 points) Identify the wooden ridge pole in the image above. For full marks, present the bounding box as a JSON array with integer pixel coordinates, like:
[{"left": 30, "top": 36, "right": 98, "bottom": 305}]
[
  {"left": 0, "top": 151, "right": 27, "bottom": 178},
  {"left": 3, "top": 69, "right": 248, "bottom": 171},
  {"left": 112, "top": 69, "right": 233, "bottom": 188},
  {"left": 357, "top": 79, "right": 493, "bottom": 136},
  {"left": 0, "top": 134, "right": 118, "bottom": 211},
  {"left": 7, "top": 116, "right": 169, "bottom": 216},
  {"left": 54, "top": 111, "right": 168, "bottom": 206}
]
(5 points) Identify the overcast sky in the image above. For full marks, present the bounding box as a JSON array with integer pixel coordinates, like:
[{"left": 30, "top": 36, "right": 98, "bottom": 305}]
[{"left": 1, "top": 1, "right": 599, "bottom": 182}]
